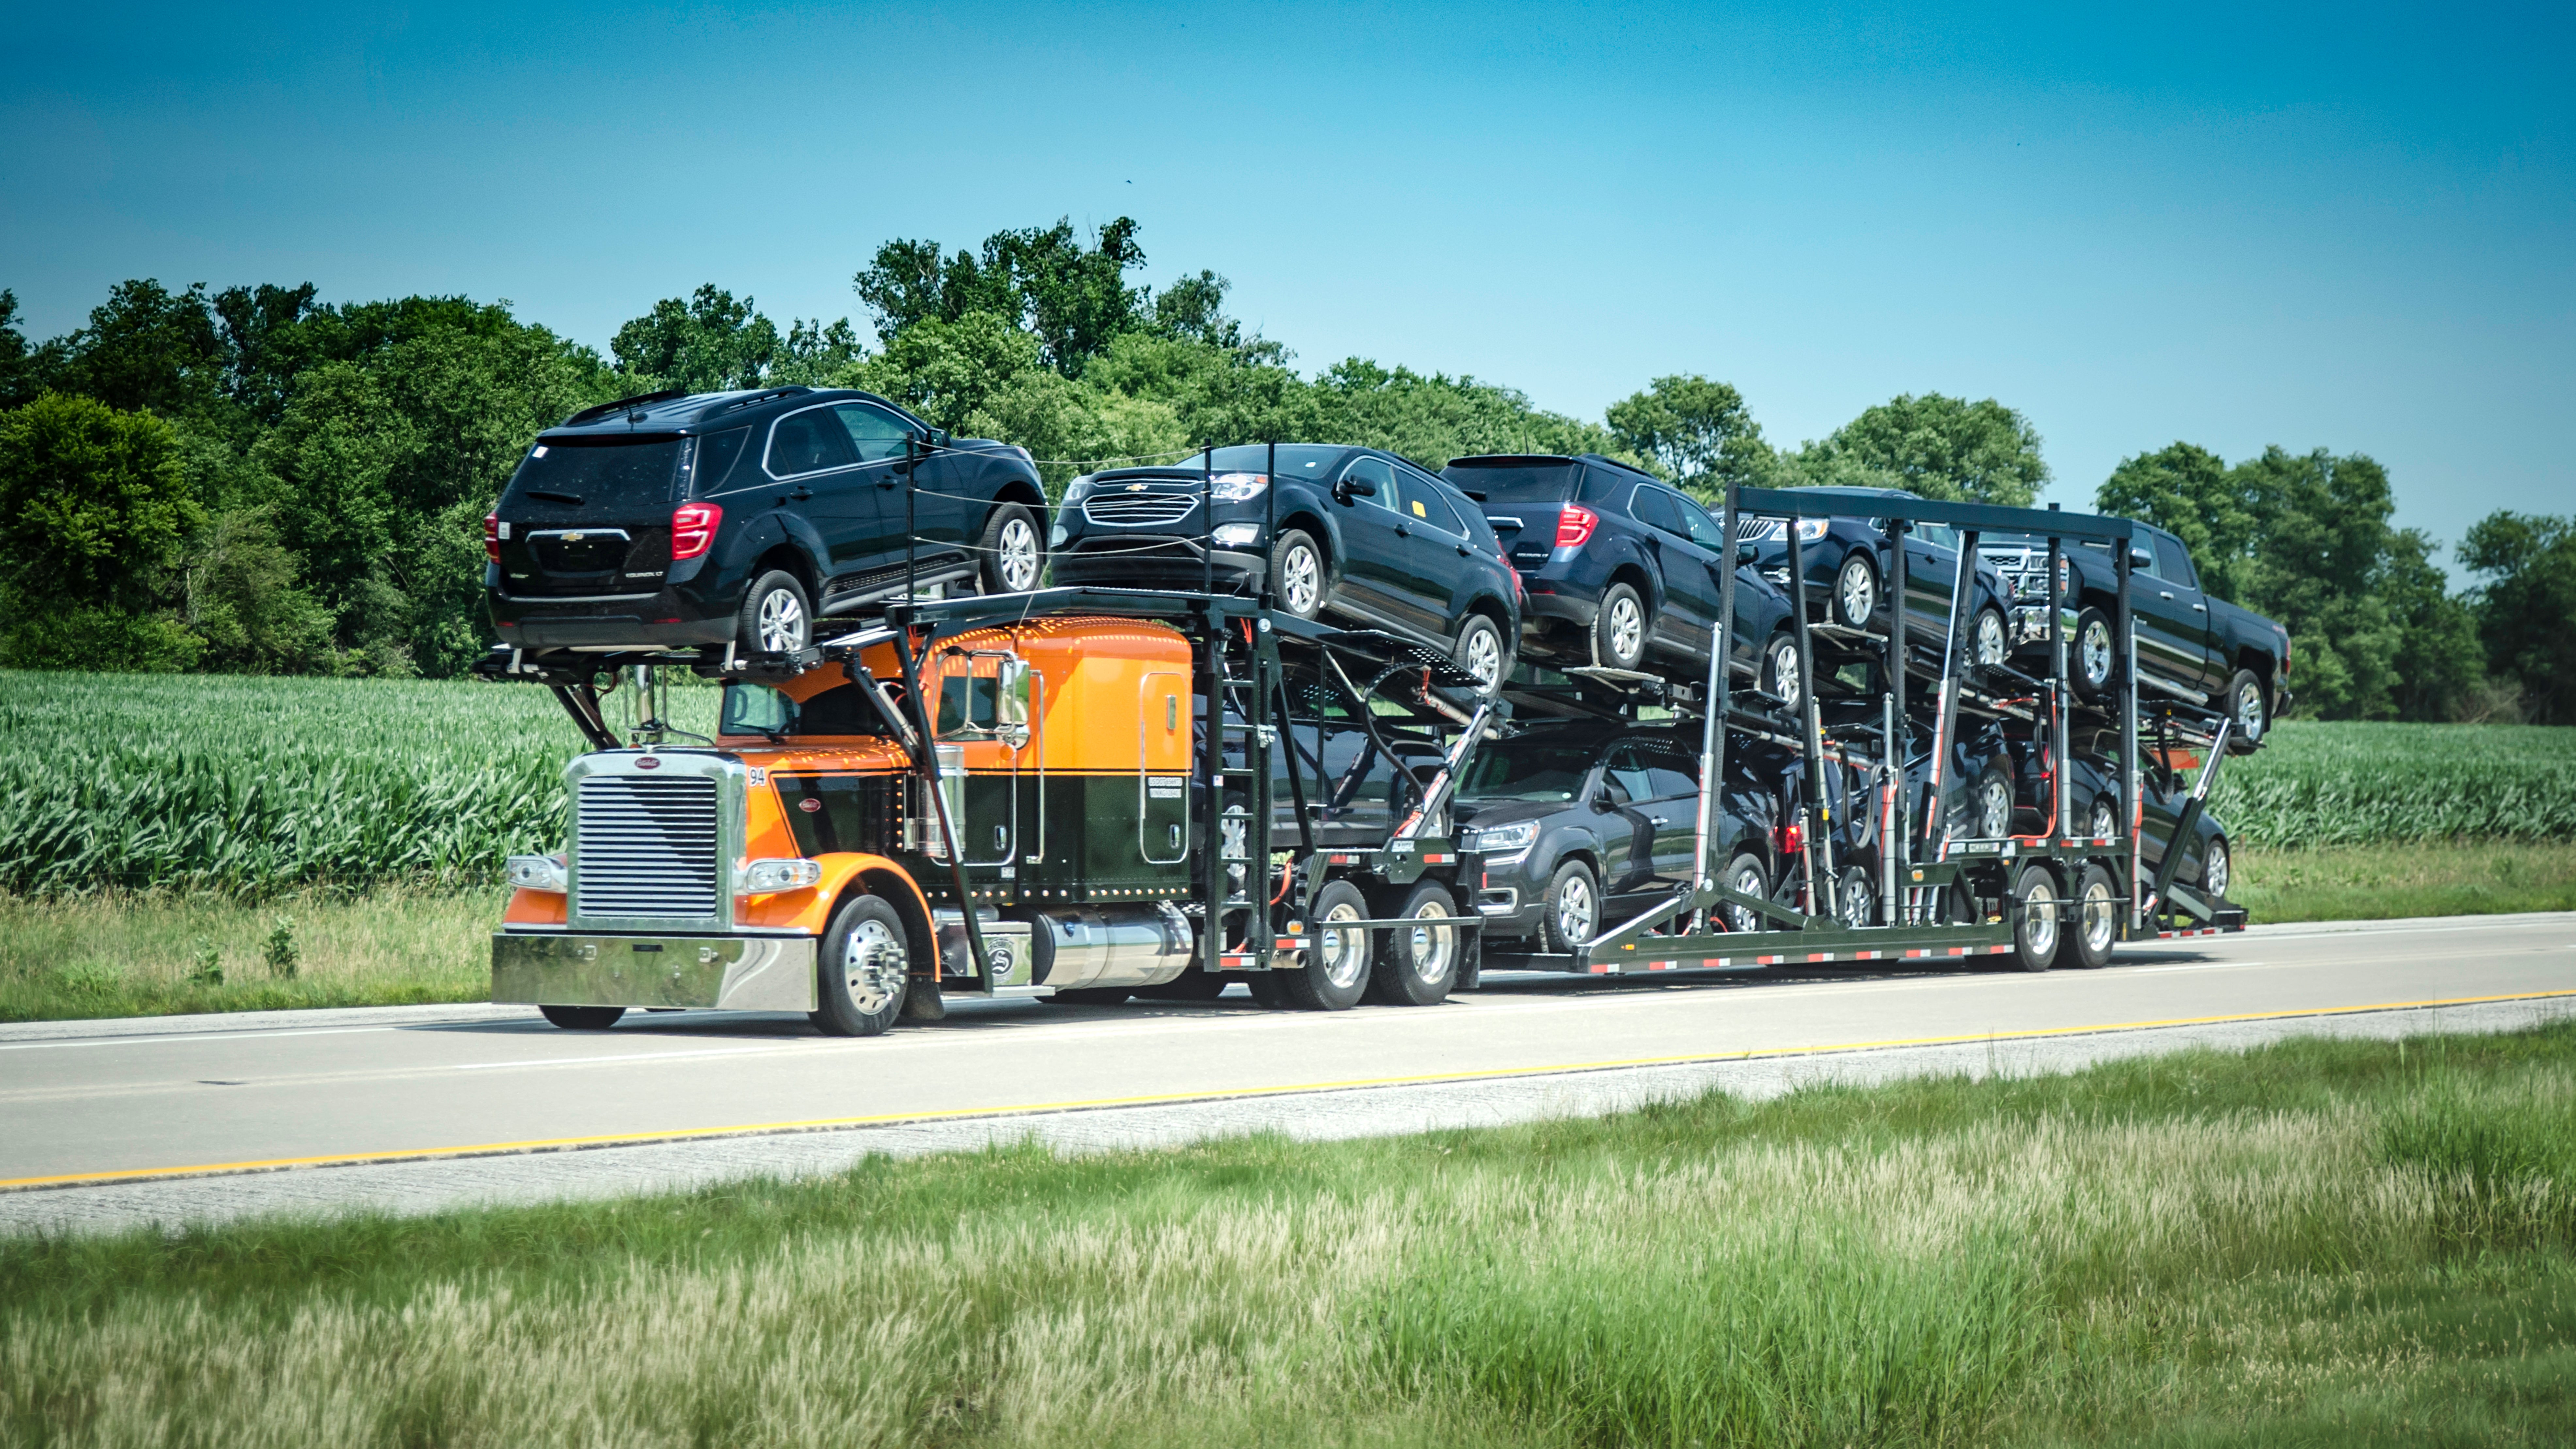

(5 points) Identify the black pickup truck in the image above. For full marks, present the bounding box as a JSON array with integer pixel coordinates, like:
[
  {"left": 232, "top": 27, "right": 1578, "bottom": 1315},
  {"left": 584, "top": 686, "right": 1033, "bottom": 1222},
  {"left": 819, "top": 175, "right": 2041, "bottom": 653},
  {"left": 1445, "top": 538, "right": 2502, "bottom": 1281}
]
[{"left": 1981, "top": 521, "right": 2291, "bottom": 742}]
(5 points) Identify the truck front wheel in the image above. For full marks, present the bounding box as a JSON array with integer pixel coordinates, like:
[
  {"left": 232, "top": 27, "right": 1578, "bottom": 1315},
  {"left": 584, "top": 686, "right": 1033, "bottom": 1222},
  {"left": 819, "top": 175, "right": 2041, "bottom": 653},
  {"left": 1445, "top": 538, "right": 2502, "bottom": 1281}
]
[{"left": 812, "top": 895, "right": 908, "bottom": 1037}]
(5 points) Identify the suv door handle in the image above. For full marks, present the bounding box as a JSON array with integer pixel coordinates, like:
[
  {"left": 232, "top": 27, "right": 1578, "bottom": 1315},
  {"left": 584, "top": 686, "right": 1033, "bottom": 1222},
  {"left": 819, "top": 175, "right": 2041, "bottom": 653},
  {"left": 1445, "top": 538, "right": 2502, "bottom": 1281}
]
[
  {"left": 2191, "top": 602, "right": 2206, "bottom": 611},
  {"left": 2158, "top": 590, "right": 2175, "bottom": 599},
  {"left": 790, "top": 487, "right": 813, "bottom": 501},
  {"left": 1393, "top": 523, "right": 1411, "bottom": 537}
]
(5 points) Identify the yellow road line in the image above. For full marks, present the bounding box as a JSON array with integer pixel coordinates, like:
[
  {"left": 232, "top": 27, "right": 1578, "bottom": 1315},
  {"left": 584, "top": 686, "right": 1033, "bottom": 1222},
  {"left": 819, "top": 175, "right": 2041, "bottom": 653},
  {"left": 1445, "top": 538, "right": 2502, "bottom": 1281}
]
[{"left": 9, "top": 987, "right": 2574, "bottom": 1194}]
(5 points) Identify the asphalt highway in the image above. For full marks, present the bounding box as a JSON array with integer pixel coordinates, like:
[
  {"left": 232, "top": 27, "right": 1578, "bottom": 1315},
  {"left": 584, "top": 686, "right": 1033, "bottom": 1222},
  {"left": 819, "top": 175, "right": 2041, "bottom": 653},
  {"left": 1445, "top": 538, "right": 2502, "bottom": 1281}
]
[{"left": 6, "top": 912, "right": 2573, "bottom": 1193}]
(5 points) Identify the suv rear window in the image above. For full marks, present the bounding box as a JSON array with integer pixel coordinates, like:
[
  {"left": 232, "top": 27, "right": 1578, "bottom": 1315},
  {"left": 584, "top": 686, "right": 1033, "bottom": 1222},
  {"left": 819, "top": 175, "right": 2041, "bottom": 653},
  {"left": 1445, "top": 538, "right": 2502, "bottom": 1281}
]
[
  {"left": 506, "top": 435, "right": 687, "bottom": 508},
  {"left": 1443, "top": 461, "right": 1582, "bottom": 504}
]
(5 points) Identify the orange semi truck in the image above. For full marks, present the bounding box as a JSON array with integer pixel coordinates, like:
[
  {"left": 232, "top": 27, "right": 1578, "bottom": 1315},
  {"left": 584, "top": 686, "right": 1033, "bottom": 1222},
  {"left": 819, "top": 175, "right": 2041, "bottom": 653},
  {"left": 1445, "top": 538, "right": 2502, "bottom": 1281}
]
[{"left": 490, "top": 592, "right": 1495, "bottom": 1035}]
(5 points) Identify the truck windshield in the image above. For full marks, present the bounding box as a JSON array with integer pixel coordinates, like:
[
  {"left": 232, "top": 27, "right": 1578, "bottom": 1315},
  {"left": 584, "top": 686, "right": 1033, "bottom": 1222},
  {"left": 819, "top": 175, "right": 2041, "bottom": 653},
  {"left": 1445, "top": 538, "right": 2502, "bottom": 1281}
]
[
  {"left": 1459, "top": 742, "right": 1596, "bottom": 802},
  {"left": 721, "top": 682, "right": 894, "bottom": 739},
  {"left": 1442, "top": 461, "right": 1582, "bottom": 504},
  {"left": 507, "top": 435, "right": 688, "bottom": 508}
]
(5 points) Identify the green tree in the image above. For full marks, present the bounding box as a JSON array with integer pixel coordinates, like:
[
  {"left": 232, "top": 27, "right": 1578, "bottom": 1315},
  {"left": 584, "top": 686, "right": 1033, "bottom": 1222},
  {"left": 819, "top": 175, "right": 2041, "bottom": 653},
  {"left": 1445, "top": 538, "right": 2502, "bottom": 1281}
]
[
  {"left": 848, "top": 311, "right": 1043, "bottom": 434},
  {"left": 40, "top": 280, "right": 235, "bottom": 428},
  {"left": 2226, "top": 447, "right": 2400, "bottom": 719},
  {"left": 2380, "top": 527, "right": 2486, "bottom": 722},
  {"left": 2098, "top": 442, "right": 2255, "bottom": 600},
  {"left": 182, "top": 505, "right": 337, "bottom": 673},
  {"left": 0, "top": 393, "right": 206, "bottom": 670},
  {"left": 1605, "top": 375, "right": 1769, "bottom": 500},
  {"left": 1319, "top": 360, "right": 1618, "bottom": 469},
  {"left": 855, "top": 217, "right": 1151, "bottom": 376},
  {"left": 2460, "top": 512, "right": 2576, "bottom": 725},
  {"left": 611, "top": 285, "right": 783, "bottom": 393},
  {"left": 0, "top": 291, "right": 40, "bottom": 410},
  {"left": 1804, "top": 393, "right": 2048, "bottom": 506}
]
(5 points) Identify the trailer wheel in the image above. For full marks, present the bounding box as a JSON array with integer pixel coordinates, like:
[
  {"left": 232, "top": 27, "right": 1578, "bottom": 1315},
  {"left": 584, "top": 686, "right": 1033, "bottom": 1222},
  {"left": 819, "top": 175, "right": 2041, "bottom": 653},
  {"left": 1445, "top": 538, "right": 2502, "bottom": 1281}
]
[
  {"left": 2057, "top": 863, "right": 2118, "bottom": 969},
  {"left": 540, "top": 1005, "right": 624, "bottom": 1030},
  {"left": 811, "top": 895, "right": 907, "bottom": 1037},
  {"left": 2009, "top": 864, "right": 2061, "bottom": 972},
  {"left": 1277, "top": 879, "right": 1371, "bottom": 1010},
  {"left": 1371, "top": 881, "right": 1460, "bottom": 1006},
  {"left": 2070, "top": 608, "right": 2115, "bottom": 701}
]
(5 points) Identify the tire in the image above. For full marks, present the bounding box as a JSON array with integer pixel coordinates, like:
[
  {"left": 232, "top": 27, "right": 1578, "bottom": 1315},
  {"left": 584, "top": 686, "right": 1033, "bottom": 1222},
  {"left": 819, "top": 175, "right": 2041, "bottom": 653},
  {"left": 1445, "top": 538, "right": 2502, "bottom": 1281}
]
[
  {"left": 2070, "top": 607, "right": 2114, "bottom": 701},
  {"left": 975, "top": 503, "right": 1045, "bottom": 594},
  {"left": 1538, "top": 858, "right": 1599, "bottom": 953},
  {"left": 1717, "top": 851, "right": 1769, "bottom": 933},
  {"left": 1593, "top": 582, "right": 1649, "bottom": 671},
  {"left": 1271, "top": 529, "right": 1326, "bottom": 620},
  {"left": 2056, "top": 862, "right": 2118, "bottom": 969},
  {"left": 737, "top": 570, "right": 812, "bottom": 657},
  {"left": 1834, "top": 864, "right": 1876, "bottom": 929},
  {"left": 1278, "top": 879, "right": 1371, "bottom": 1010},
  {"left": 810, "top": 894, "right": 908, "bottom": 1037},
  {"left": 1833, "top": 552, "right": 1877, "bottom": 629},
  {"left": 1970, "top": 606, "right": 2009, "bottom": 668},
  {"left": 2009, "top": 863, "right": 2061, "bottom": 972},
  {"left": 540, "top": 1004, "right": 624, "bottom": 1030},
  {"left": 1371, "top": 881, "right": 1461, "bottom": 1006},
  {"left": 1969, "top": 760, "right": 2014, "bottom": 840},
  {"left": 2201, "top": 836, "right": 2232, "bottom": 901},
  {"left": 2225, "top": 669, "right": 2268, "bottom": 745},
  {"left": 2085, "top": 791, "right": 2119, "bottom": 844},
  {"left": 1245, "top": 972, "right": 1294, "bottom": 1007},
  {"left": 1453, "top": 613, "right": 1510, "bottom": 696},
  {"left": 1759, "top": 632, "right": 1804, "bottom": 712}
]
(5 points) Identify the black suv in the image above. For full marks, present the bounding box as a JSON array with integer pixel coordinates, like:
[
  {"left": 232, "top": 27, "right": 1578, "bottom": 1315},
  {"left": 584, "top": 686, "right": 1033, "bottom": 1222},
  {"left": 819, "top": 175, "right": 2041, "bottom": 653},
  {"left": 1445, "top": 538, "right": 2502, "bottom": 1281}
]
[
  {"left": 1440, "top": 454, "right": 1803, "bottom": 706},
  {"left": 1455, "top": 723, "right": 1780, "bottom": 952},
  {"left": 1048, "top": 444, "right": 1523, "bottom": 691},
  {"left": 1743, "top": 486, "right": 2017, "bottom": 671},
  {"left": 486, "top": 387, "right": 1048, "bottom": 656}
]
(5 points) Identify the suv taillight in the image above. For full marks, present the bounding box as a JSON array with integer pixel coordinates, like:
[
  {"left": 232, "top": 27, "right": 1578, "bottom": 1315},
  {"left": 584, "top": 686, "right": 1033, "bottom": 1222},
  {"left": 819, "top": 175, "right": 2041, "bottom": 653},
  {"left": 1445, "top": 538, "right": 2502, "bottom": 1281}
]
[
  {"left": 1779, "top": 819, "right": 1806, "bottom": 856},
  {"left": 483, "top": 512, "right": 499, "bottom": 564},
  {"left": 1555, "top": 504, "right": 1599, "bottom": 550},
  {"left": 671, "top": 502, "right": 721, "bottom": 561}
]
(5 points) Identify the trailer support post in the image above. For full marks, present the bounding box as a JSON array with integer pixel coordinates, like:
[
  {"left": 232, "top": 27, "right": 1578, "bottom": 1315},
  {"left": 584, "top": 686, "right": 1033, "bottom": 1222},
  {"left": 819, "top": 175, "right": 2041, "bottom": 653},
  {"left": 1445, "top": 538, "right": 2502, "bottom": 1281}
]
[{"left": 2116, "top": 531, "right": 2144, "bottom": 935}]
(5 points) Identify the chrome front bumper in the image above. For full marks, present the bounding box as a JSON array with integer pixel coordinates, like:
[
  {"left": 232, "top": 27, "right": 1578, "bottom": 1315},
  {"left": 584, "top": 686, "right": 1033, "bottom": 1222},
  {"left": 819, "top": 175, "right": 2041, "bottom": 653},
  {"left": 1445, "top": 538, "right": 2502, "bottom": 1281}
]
[{"left": 492, "top": 932, "right": 817, "bottom": 1011}]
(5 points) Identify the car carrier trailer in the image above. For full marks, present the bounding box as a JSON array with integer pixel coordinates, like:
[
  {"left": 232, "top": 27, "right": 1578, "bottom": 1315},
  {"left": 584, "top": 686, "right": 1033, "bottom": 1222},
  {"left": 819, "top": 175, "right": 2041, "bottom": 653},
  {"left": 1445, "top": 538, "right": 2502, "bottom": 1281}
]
[
  {"left": 1482, "top": 482, "right": 2252, "bottom": 979},
  {"left": 481, "top": 582, "right": 1499, "bottom": 1032}
]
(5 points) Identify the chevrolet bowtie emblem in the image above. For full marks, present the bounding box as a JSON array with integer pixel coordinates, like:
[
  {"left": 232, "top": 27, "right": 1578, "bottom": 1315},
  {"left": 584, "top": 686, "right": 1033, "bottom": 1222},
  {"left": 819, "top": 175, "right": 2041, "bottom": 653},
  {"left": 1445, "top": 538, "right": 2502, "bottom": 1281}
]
[
  {"left": 563, "top": 532, "right": 585, "bottom": 542},
  {"left": 1127, "top": 483, "right": 1148, "bottom": 492}
]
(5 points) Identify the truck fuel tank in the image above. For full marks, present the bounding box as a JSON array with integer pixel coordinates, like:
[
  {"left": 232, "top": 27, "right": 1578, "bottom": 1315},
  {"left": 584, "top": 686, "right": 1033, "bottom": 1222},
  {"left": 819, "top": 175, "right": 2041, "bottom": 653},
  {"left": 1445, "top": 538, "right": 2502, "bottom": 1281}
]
[{"left": 1023, "top": 902, "right": 1196, "bottom": 991}]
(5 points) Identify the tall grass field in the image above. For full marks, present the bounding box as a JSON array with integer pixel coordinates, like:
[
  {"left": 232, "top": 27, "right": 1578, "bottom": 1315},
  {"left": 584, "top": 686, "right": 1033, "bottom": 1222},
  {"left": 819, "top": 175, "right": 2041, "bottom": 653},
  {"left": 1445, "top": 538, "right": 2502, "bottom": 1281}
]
[
  {"left": 5, "top": 1023, "right": 2571, "bottom": 1447},
  {"left": 1, "top": 670, "right": 2570, "bottom": 899}
]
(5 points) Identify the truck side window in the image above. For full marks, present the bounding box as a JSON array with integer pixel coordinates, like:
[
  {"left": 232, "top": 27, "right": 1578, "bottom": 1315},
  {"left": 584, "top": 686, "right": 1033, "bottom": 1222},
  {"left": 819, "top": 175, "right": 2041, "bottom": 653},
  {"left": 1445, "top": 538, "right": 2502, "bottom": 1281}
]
[
  {"left": 2153, "top": 535, "right": 2198, "bottom": 588},
  {"left": 1342, "top": 456, "right": 1398, "bottom": 511}
]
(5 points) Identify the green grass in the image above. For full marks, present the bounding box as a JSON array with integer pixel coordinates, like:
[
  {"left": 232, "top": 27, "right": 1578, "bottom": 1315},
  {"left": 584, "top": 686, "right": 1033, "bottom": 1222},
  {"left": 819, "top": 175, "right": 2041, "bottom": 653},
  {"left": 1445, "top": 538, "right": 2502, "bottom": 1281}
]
[
  {"left": 5, "top": 1023, "right": 2573, "bottom": 1447},
  {"left": 2237, "top": 840, "right": 2576, "bottom": 923},
  {"left": 0, "top": 886, "right": 498, "bottom": 1022},
  {"left": 2213, "top": 720, "right": 2576, "bottom": 848}
]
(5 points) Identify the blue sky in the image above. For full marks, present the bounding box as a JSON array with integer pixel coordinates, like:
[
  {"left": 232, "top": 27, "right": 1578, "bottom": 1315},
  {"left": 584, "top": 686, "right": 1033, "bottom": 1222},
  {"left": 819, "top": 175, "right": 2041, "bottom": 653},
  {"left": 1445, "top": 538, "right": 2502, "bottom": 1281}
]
[{"left": 4, "top": 2, "right": 2567, "bottom": 568}]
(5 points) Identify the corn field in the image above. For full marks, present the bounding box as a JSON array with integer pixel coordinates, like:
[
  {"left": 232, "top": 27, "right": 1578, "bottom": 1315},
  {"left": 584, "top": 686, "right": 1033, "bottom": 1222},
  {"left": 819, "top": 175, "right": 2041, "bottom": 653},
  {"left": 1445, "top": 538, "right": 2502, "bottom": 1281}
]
[
  {"left": 0, "top": 670, "right": 712, "bottom": 898},
  {"left": 1, "top": 672, "right": 2569, "bottom": 898}
]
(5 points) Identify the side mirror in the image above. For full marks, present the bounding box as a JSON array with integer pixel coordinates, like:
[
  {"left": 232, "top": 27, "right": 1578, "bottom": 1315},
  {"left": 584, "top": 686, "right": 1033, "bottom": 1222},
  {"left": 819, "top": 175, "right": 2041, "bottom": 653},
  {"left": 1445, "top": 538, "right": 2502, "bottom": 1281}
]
[
  {"left": 1336, "top": 477, "right": 1377, "bottom": 501},
  {"left": 996, "top": 657, "right": 1032, "bottom": 748},
  {"left": 1736, "top": 542, "right": 1758, "bottom": 564},
  {"left": 2130, "top": 545, "right": 2153, "bottom": 569}
]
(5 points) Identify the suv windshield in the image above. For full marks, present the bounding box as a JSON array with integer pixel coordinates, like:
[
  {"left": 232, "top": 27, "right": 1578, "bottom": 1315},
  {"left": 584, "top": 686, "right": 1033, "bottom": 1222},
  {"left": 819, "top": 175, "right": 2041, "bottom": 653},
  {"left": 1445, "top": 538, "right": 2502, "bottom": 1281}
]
[
  {"left": 1196, "top": 444, "right": 1350, "bottom": 481},
  {"left": 1443, "top": 460, "right": 1582, "bottom": 504},
  {"left": 1459, "top": 741, "right": 1596, "bottom": 802},
  {"left": 507, "top": 435, "right": 688, "bottom": 508}
]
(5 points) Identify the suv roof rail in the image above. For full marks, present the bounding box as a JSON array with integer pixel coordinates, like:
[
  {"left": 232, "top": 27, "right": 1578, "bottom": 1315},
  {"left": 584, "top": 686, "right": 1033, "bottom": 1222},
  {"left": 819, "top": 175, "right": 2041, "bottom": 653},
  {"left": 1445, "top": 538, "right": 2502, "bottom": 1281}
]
[
  {"left": 707, "top": 386, "right": 813, "bottom": 417},
  {"left": 563, "top": 389, "right": 691, "bottom": 426}
]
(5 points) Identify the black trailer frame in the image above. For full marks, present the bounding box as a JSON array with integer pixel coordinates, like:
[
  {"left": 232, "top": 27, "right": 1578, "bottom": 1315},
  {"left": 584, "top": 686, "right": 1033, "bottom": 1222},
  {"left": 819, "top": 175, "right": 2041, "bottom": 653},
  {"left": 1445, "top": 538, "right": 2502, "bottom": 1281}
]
[{"left": 1487, "top": 481, "right": 2249, "bottom": 977}]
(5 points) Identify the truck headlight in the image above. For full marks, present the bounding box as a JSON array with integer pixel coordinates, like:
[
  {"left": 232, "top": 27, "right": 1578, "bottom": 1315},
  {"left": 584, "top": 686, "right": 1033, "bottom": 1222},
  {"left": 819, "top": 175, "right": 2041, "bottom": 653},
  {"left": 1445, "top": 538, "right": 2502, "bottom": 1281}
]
[
  {"left": 1465, "top": 820, "right": 1538, "bottom": 861},
  {"left": 739, "top": 858, "right": 824, "bottom": 894},
  {"left": 506, "top": 855, "right": 567, "bottom": 893},
  {"left": 1212, "top": 522, "right": 1262, "bottom": 547}
]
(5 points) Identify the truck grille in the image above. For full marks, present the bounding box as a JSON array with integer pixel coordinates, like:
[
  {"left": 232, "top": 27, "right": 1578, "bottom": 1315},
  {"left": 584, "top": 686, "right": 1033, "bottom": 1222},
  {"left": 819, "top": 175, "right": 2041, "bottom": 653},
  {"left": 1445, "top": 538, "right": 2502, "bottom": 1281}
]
[
  {"left": 574, "top": 776, "right": 721, "bottom": 919},
  {"left": 1083, "top": 495, "right": 1199, "bottom": 527},
  {"left": 1981, "top": 548, "right": 2048, "bottom": 600}
]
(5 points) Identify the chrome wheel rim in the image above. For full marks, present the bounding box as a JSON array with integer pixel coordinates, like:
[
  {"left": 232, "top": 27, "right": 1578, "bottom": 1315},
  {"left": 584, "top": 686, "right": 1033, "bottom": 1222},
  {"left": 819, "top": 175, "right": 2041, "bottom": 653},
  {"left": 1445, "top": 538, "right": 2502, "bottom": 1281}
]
[
  {"left": 2236, "top": 681, "right": 2265, "bottom": 739},
  {"left": 2089, "top": 798, "right": 2117, "bottom": 841},
  {"left": 758, "top": 589, "right": 806, "bottom": 652},
  {"left": 1839, "top": 870, "right": 1872, "bottom": 928},
  {"left": 997, "top": 517, "right": 1041, "bottom": 591},
  {"left": 1974, "top": 610, "right": 2006, "bottom": 665},
  {"left": 841, "top": 918, "right": 902, "bottom": 1014},
  {"left": 2081, "top": 879, "right": 2116, "bottom": 954},
  {"left": 1770, "top": 643, "right": 1802, "bottom": 709},
  {"left": 1725, "top": 863, "right": 1763, "bottom": 931},
  {"left": 1981, "top": 779, "right": 2012, "bottom": 838},
  {"left": 1318, "top": 901, "right": 1366, "bottom": 989},
  {"left": 2080, "top": 619, "right": 2112, "bottom": 686},
  {"left": 1555, "top": 873, "right": 1595, "bottom": 945},
  {"left": 2205, "top": 842, "right": 2230, "bottom": 899},
  {"left": 1606, "top": 594, "right": 1644, "bottom": 664},
  {"left": 1280, "top": 543, "right": 1321, "bottom": 614},
  {"left": 1461, "top": 623, "right": 1502, "bottom": 687},
  {"left": 1403, "top": 901, "right": 1455, "bottom": 984},
  {"left": 1838, "top": 558, "right": 1874, "bottom": 627},
  {"left": 2021, "top": 878, "right": 2059, "bottom": 959}
]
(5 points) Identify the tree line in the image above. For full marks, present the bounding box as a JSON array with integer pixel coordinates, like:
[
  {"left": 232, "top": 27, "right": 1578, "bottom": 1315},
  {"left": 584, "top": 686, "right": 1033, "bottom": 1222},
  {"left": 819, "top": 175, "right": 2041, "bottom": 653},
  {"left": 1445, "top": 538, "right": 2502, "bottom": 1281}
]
[{"left": 1, "top": 216, "right": 2567, "bottom": 721}]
